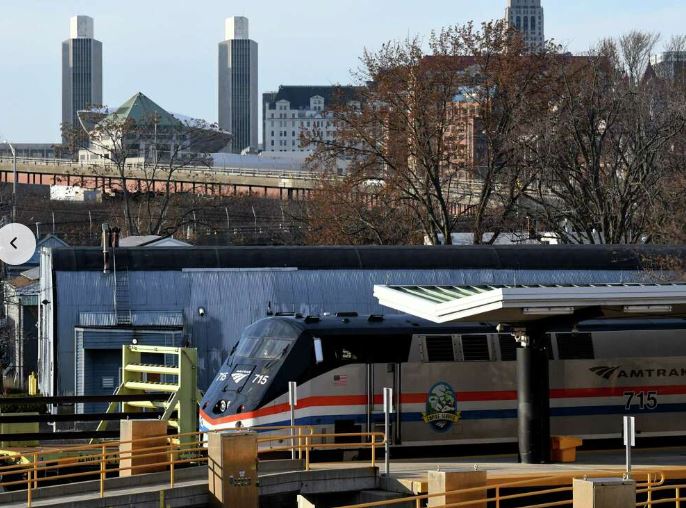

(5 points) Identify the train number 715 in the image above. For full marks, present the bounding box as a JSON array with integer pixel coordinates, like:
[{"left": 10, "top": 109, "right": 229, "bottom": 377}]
[{"left": 624, "top": 391, "right": 658, "bottom": 410}]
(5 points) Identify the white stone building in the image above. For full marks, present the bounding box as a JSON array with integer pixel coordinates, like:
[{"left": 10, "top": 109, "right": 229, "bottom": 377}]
[
  {"left": 505, "top": 0, "right": 545, "bottom": 51},
  {"left": 262, "top": 86, "right": 358, "bottom": 154}
]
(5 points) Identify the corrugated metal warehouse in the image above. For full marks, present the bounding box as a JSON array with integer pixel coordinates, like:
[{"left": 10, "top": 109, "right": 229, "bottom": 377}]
[{"left": 37, "top": 245, "right": 686, "bottom": 400}]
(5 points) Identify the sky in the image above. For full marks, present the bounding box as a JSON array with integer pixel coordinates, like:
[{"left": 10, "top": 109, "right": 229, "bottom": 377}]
[{"left": 1, "top": 0, "right": 685, "bottom": 143}]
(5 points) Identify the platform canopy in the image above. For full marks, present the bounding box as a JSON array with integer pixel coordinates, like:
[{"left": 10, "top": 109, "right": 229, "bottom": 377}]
[{"left": 373, "top": 283, "right": 686, "bottom": 323}]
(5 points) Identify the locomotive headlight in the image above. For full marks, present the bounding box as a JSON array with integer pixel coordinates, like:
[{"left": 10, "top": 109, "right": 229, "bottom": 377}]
[{"left": 214, "top": 399, "right": 230, "bottom": 414}]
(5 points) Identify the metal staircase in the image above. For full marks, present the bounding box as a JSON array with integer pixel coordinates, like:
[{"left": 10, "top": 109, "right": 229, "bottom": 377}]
[
  {"left": 114, "top": 269, "right": 132, "bottom": 326},
  {"left": 92, "top": 345, "right": 200, "bottom": 444}
]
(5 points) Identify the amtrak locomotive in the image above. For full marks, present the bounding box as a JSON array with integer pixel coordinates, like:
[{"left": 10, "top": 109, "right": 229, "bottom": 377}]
[{"left": 199, "top": 314, "right": 686, "bottom": 445}]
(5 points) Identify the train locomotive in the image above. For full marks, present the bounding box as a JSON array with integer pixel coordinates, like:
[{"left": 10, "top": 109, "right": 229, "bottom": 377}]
[{"left": 199, "top": 313, "right": 686, "bottom": 446}]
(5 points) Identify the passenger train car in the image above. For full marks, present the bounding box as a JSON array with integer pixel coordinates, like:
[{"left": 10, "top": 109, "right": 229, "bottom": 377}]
[{"left": 199, "top": 314, "right": 686, "bottom": 446}]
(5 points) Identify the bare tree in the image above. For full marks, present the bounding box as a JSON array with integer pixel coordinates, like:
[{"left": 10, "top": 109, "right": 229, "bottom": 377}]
[
  {"left": 524, "top": 48, "right": 686, "bottom": 244},
  {"left": 664, "top": 34, "right": 686, "bottom": 54},
  {"left": 298, "top": 172, "right": 422, "bottom": 245},
  {"left": 619, "top": 30, "right": 661, "bottom": 85},
  {"left": 449, "top": 23, "right": 559, "bottom": 243},
  {"left": 304, "top": 22, "right": 555, "bottom": 245},
  {"left": 62, "top": 96, "right": 230, "bottom": 236}
]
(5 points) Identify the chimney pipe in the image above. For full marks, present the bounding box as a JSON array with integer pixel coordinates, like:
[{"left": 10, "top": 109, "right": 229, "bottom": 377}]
[
  {"left": 111, "top": 227, "right": 120, "bottom": 248},
  {"left": 102, "top": 223, "right": 111, "bottom": 273}
]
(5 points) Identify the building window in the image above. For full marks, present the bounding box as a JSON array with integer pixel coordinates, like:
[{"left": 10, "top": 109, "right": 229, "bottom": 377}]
[
  {"left": 516, "top": 16, "right": 521, "bottom": 29},
  {"left": 531, "top": 16, "right": 536, "bottom": 31},
  {"left": 524, "top": 16, "right": 529, "bottom": 31}
]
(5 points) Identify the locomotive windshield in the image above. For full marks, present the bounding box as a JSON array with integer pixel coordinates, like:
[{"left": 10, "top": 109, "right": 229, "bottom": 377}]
[
  {"left": 235, "top": 318, "right": 301, "bottom": 359},
  {"left": 236, "top": 337, "right": 291, "bottom": 360}
]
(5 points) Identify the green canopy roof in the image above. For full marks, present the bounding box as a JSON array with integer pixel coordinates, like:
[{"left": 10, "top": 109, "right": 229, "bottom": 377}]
[
  {"left": 374, "top": 283, "right": 686, "bottom": 323},
  {"left": 104, "top": 92, "right": 182, "bottom": 128}
]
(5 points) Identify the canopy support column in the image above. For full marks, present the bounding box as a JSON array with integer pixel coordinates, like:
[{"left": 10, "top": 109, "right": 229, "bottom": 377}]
[{"left": 517, "top": 328, "right": 550, "bottom": 464}]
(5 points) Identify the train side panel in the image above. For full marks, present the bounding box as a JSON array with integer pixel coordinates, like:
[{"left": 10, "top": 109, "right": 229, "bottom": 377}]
[{"left": 207, "top": 357, "right": 686, "bottom": 446}]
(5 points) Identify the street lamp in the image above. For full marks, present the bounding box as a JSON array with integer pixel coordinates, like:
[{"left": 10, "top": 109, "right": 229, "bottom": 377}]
[{"left": 3, "top": 140, "right": 17, "bottom": 222}]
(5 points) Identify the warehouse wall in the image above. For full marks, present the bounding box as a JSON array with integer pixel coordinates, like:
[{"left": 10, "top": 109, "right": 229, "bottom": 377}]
[{"left": 41, "top": 265, "right": 650, "bottom": 395}]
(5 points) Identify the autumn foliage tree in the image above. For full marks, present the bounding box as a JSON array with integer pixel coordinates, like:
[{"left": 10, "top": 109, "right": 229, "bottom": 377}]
[
  {"left": 304, "top": 21, "right": 558, "bottom": 245},
  {"left": 301, "top": 173, "right": 422, "bottom": 245}
]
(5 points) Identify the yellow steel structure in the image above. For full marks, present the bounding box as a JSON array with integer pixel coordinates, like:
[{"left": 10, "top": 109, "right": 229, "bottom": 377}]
[
  {"left": 27, "top": 372, "right": 38, "bottom": 396},
  {"left": 92, "top": 345, "right": 200, "bottom": 443}
]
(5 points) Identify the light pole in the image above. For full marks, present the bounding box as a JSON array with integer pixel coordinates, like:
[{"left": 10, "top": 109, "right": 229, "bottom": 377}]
[{"left": 4, "top": 141, "right": 17, "bottom": 222}]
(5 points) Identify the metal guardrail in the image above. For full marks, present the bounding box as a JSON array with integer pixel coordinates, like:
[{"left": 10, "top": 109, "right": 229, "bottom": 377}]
[
  {"left": 0, "top": 425, "right": 385, "bottom": 506},
  {"left": 0, "top": 423, "right": 672, "bottom": 508},
  {"left": 637, "top": 481, "right": 686, "bottom": 508},
  {"left": 0, "top": 156, "right": 322, "bottom": 181},
  {"left": 337, "top": 471, "right": 665, "bottom": 508}
]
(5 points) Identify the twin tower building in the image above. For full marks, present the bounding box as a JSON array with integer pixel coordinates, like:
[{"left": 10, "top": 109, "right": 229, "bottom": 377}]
[
  {"left": 62, "top": 7, "right": 543, "bottom": 151},
  {"left": 61, "top": 15, "right": 258, "bottom": 154}
]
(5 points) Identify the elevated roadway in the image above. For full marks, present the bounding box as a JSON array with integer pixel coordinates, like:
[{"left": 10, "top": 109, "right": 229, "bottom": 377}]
[{"left": 0, "top": 157, "right": 323, "bottom": 199}]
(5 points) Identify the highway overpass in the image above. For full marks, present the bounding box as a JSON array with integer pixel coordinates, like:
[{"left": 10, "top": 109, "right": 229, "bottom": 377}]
[{"left": 0, "top": 157, "right": 323, "bottom": 199}]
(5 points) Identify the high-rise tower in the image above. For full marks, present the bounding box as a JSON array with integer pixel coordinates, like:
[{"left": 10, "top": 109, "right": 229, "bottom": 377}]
[
  {"left": 218, "top": 16, "right": 258, "bottom": 154},
  {"left": 505, "top": 0, "right": 545, "bottom": 51},
  {"left": 62, "top": 15, "right": 102, "bottom": 141}
]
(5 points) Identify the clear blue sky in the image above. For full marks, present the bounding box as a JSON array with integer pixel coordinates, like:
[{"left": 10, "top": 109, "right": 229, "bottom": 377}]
[{"left": 1, "top": 0, "right": 684, "bottom": 143}]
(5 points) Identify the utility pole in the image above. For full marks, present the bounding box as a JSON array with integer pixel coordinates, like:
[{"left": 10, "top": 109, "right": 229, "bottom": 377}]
[{"left": 6, "top": 142, "right": 17, "bottom": 222}]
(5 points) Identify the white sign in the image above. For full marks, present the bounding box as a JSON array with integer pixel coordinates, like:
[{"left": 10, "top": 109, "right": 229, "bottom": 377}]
[
  {"left": 289, "top": 381, "right": 297, "bottom": 407},
  {"left": 623, "top": 416, "right": 636, "bottom": 447},
  {"left": 383, "top": 387, "right": 393, "bottom": 414}
]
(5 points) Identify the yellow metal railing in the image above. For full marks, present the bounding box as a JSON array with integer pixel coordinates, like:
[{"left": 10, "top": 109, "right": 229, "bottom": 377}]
[
  {"left": 336, "top": 471, "right": 665, "bottom": 508},
  {"left": 3, "top": 424, "right": 669, "bottom": 508},
  {"left": 637, "top": 482, "right": 686, "bottom": 507},
  {"left": 0, "top": 425, "right": 385, "bottom": 506}
]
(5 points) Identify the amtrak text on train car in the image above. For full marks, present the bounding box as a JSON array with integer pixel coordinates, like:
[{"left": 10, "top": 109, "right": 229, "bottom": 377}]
[{"left": 591, "top": 366, "right": 686, "bottom": 380}]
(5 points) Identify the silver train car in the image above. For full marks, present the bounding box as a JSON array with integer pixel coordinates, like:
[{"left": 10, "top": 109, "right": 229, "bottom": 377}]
[{"left": 199, "top": 314, "right": 686, "bottom": 445}]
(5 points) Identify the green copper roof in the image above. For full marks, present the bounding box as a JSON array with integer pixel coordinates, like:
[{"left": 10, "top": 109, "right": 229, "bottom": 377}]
[
  {"left": 105, "top": 92, "right": 182, "bottom": 127},
  {"left": 374, "top": 283, "right": 686, "bottom": 323}
]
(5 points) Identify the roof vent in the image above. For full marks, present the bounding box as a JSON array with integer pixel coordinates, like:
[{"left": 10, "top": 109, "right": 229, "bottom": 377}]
[
  {"left": 368, "top": 315, "right": 384, "bottom": 322},
  {"left": 305, "top": 315, "right": 321, "bottom": 324},
  {"left": 335, "top": 312, "right": 358, "bottom": 318},
  {"left": 275, "top": 312, "right": 303, "bottom": 319}
]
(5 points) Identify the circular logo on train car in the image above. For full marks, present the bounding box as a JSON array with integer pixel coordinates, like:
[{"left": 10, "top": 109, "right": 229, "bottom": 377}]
[{"left": 422, "top": 382, "right": 461, "bottom": 432}]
